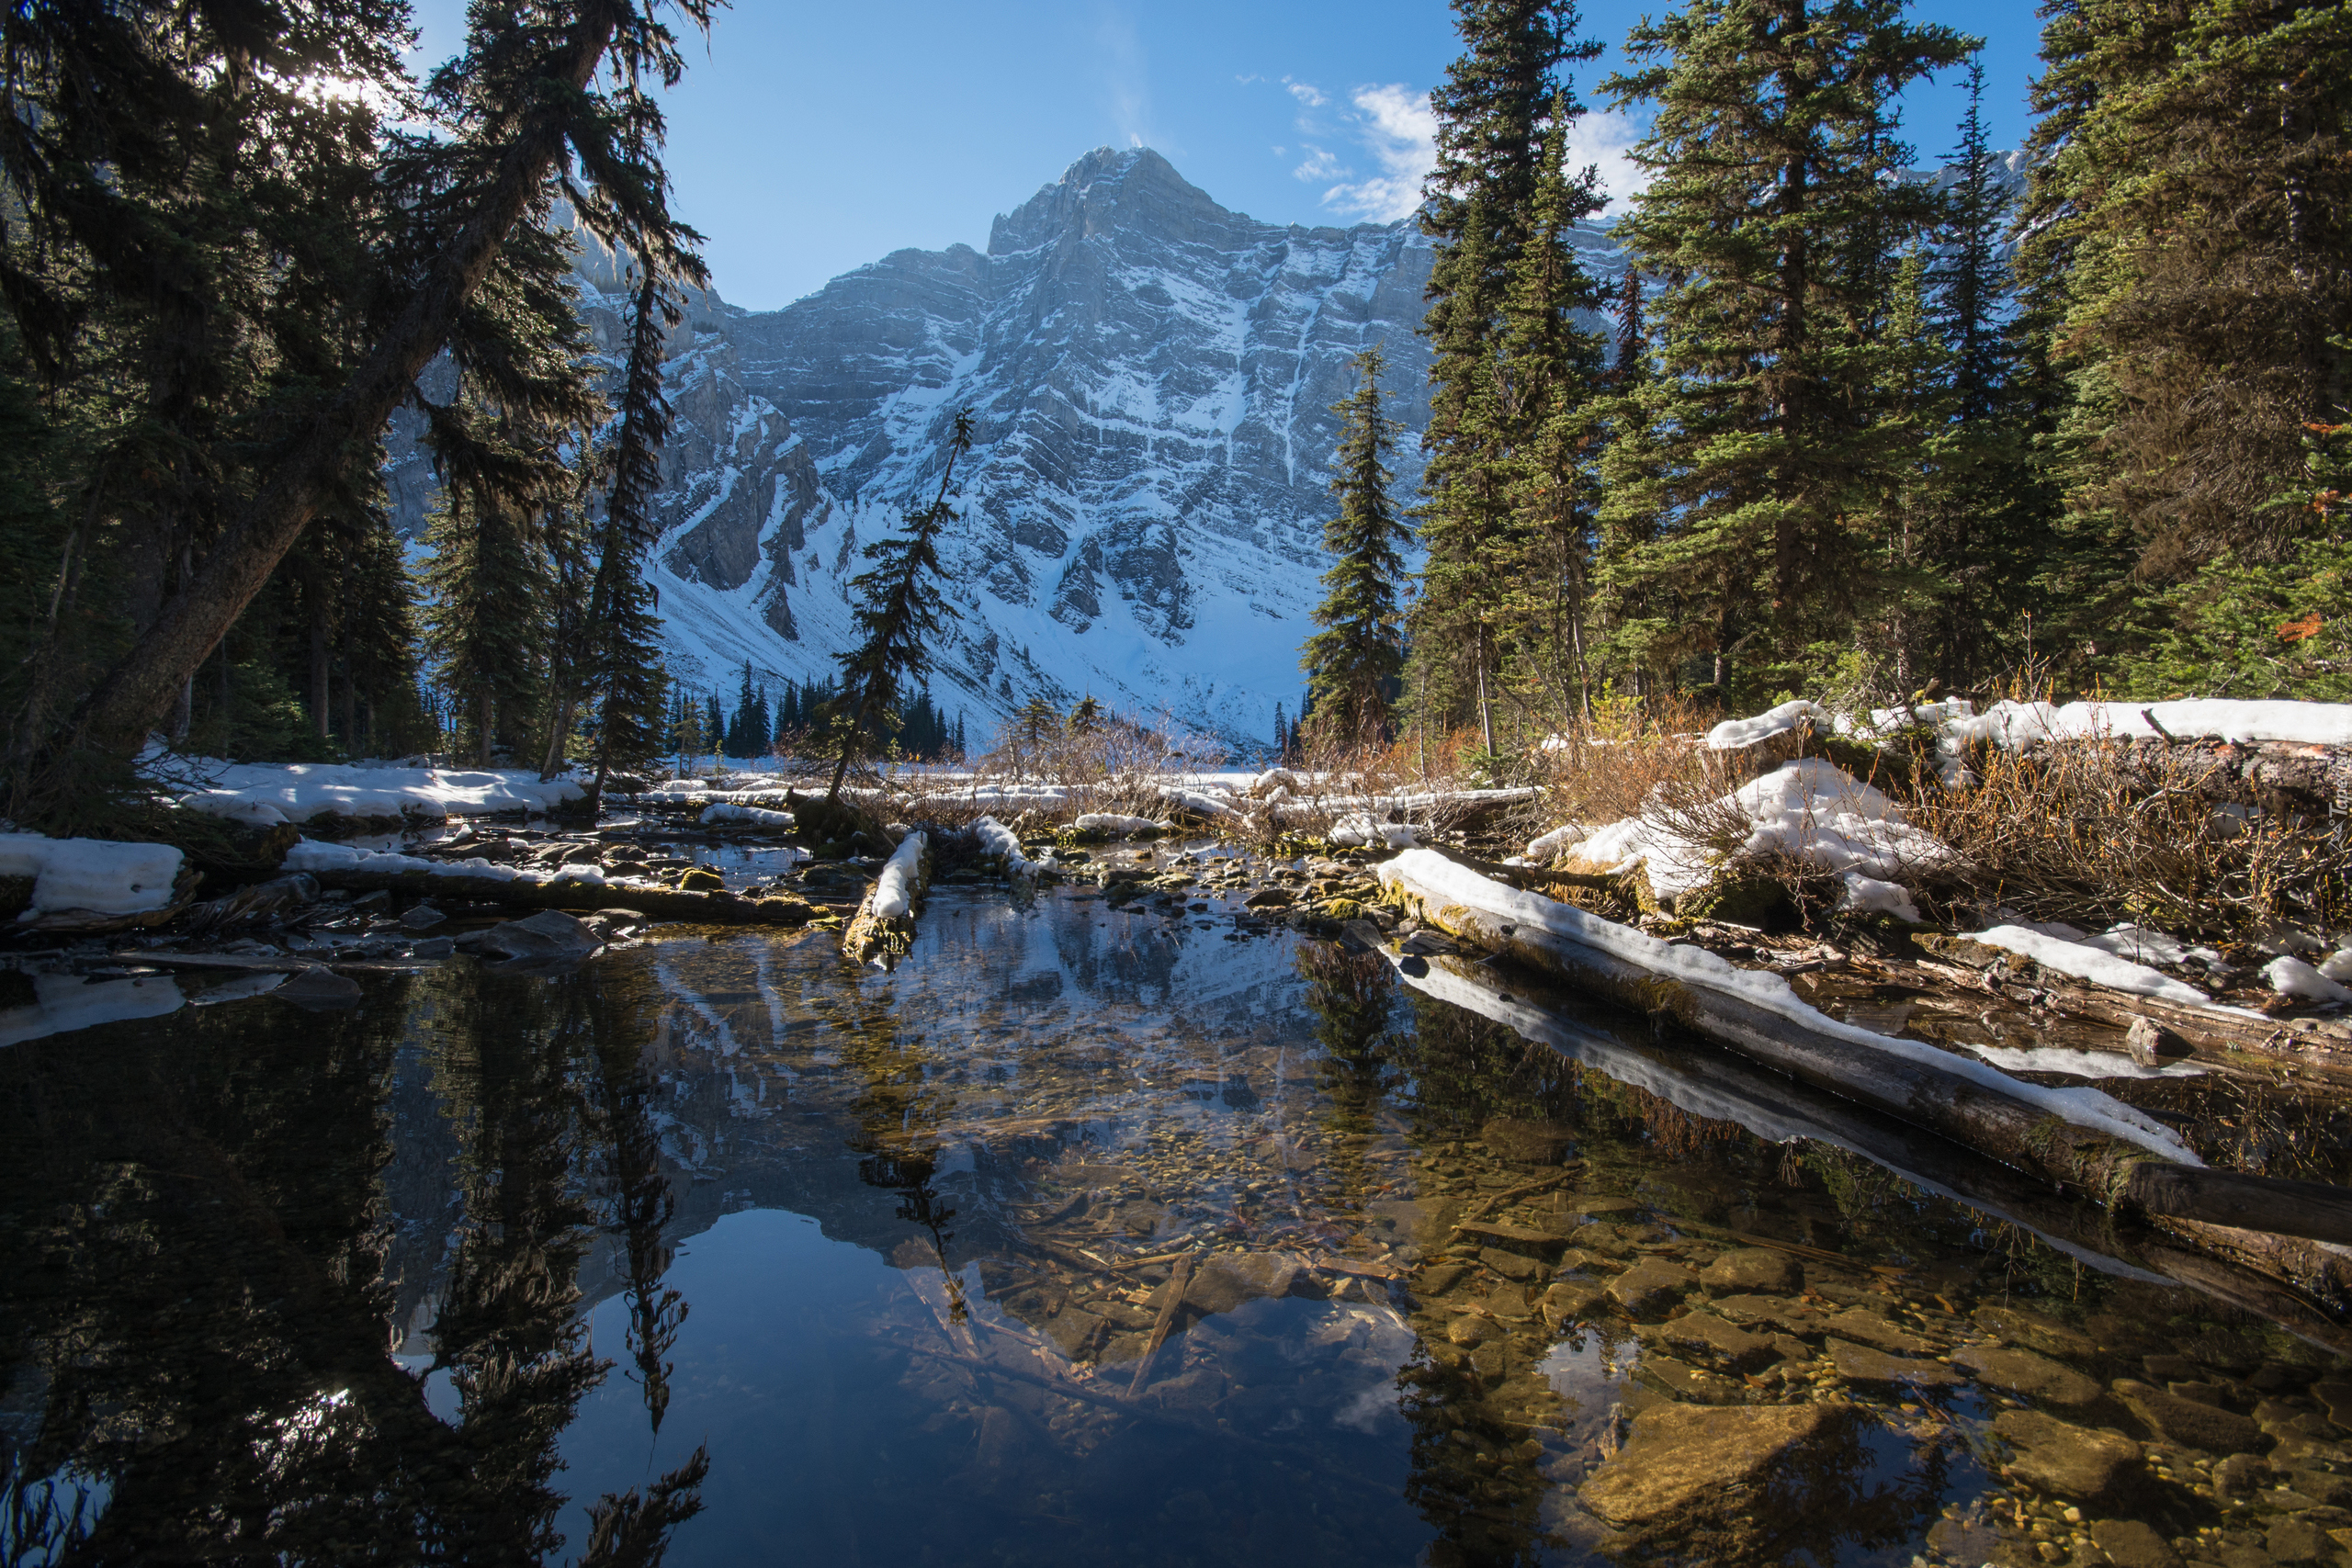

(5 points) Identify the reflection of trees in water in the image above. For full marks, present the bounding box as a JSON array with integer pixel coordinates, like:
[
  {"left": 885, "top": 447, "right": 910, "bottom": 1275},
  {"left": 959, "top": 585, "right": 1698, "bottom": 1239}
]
[
  {"left": 0, "top": 964, "right": 704, "bottom": 1564},
  {"left": 1295, "top": 942, "right": 1405, "bottom": 1214},
  {"left": 586, "top": 982, "right": 690, "bottom": 1436}
]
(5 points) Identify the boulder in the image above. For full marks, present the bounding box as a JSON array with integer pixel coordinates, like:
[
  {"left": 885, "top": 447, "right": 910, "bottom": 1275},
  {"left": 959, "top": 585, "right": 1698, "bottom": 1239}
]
[
  {"left": 1579, "top": 1402, "right": 1841, "bottom": 1529},
  {"left": 1955, "top": 1344, "right": 2103, "bottom": 1407},
  {"left": 1993, "top": 1409, "right": 2143, "bottom": 1501},
  {"left": 1701, "top": 1247, "right": 1802, "bottom": 1294},
  {"left": 1541, "top": 1280, "right": 1604, "bottom": 1328}
]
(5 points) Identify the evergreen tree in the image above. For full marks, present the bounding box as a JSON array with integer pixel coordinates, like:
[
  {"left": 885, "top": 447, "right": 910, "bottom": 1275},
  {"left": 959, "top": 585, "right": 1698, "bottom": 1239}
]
[
  {"left": 2027, "top": 0, "right": 2352, "bottom": 612},
  {"left": 422, "top": 457, "right": 548, "bottom": 766},
  {"left": 1412, "top": 0, "right": 1606, "bottom": 728},
  {"left": 1598, "top": 0, "right": 1973, "bottom": 704},
  {"left": 584, "top": 260, "right": 684, "bottom": 808},
  {"left": 821, "top": 409, "right": 976, "bottom": 800},
  {"left": 1922, "top": 59, "right": 2037, "bottom": 682},
  {"left": 1304, "top": 348, "right": 1414, "bottom": 747},
  {"left": 1492, "top": 103, "right": 1612, "bottom": 717},
  {"left": 1067, "top": 694, "right": 1103, "bottom": 734},
  {"left": 9, "top": 0, "right": 718, "bottom": 815},
  {"left": 703, "top": 693, "right": 724, "bottom": 763}
]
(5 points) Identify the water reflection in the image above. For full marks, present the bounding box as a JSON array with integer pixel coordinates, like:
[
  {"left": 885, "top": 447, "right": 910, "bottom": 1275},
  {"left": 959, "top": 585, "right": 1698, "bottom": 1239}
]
[{"left": 2, "top": 883, "right": 2347, "bottom": 1567}]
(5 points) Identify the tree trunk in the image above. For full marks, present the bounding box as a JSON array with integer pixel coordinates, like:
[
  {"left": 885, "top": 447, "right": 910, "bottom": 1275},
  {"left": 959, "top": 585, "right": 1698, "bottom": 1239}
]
[
  {"left": 35, "top": 3, "right": 628, "bottom": 782},
  {"left": 309, "top": 591, "right": 331, "bottom": 740}
]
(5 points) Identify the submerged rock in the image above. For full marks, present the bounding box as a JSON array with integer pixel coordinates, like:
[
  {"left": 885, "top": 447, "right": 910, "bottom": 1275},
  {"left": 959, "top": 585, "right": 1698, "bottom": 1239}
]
[
  {"left": 1826, "top": 1338, "right": 1963, "bottom": 1390},
  {"left": 2114, "top": 1379, "right": 2270, "bottom": 1455},
  {"left": 1956, "top": 1343, "right": 2104, "bottom": 1407},
  {"left": 1993, "top": 1408, "right": 2144, "bottom": 1500},
  {"left": 1579, "top": 1401, "right": 1842, "bottom": 1529},
  {"left": 1603, "top": 1257, "right": 1692, "bottom": 1318},
  {"left": 1700, "top": 1247, "right": 1802, "bottom": 1294},
  {"left": 1181, "top": 1251, "right": 1307, "bottom": 1316},
  {"left": 459, "top": 909, "right": 603, "bottom": 963}
]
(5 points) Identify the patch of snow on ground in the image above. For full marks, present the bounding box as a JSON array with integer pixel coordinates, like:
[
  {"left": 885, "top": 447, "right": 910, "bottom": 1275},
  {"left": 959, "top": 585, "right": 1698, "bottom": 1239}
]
[
  {"left": 0, "top": 835, "right": 184, "bottom": 919},
  {"left": 1329, "top": 814, "right": 1419, "bottom": 850},
  {"left": 1944, "top": 698, "right": 2352, "bottom": 750},
  {"left": 1704, "top": 700, "right": 1831, "bottom": 750},
  {"left": 2264, "top": 954, "right": 2352, "bottom": 1004},
  {"left": 1967, "top": 925, "right": 2214, "bottom": 1009},
  {"left": 2081, "top": 924, "right": 2222, "bottom": 970},
  {"left": 173, "top": 759, "right": 584, "bottom": 822},
  {"left": 1964, "top": 1043, "right": 2205, "bottom": 1080},
  {"left": 1527, "top": 823, "right": 1586, "bottom": 862},
  {"left": 1570, "top": 759, "right": 1949, "bottom": 900},
  {"left": 1837, "top": 873, "right": 1921, "bottom": 922}
]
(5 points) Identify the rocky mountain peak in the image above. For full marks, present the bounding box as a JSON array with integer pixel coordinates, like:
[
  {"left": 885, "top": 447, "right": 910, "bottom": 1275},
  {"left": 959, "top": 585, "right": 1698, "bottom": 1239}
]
[{"left": 989, "top": 146, "right": 1233, "bottom": 255}]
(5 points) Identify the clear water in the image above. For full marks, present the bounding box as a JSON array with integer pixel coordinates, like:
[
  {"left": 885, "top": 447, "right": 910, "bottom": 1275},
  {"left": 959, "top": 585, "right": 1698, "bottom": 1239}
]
[{"left": 3, "top": 875, "right": 2347, "bottom": 1566}]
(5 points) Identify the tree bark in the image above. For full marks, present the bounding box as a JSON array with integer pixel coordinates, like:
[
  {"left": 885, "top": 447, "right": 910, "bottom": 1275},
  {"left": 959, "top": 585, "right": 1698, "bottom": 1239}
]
[{"left": 40, "top": 3, "right": 628, "bottom": 777}]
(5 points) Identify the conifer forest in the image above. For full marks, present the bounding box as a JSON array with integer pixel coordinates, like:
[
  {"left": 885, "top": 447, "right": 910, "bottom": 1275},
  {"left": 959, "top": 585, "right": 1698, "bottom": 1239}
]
[{"left": 0, "top": 0, "right": 2344, "bottom": 814}]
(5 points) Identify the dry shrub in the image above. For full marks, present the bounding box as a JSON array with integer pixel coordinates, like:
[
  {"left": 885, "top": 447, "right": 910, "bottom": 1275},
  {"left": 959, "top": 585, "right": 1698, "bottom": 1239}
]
[
  {"left": 1525, "top": 693, "right": 1718, "bottom": 835},
  {"left": 1911, "top": 739, "right": 2352, "bottom": 941}
]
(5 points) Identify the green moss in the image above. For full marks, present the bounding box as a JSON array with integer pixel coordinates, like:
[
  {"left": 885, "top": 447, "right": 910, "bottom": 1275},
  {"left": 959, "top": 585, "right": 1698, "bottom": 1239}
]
[{"left": 1675, "top": 874, "right": 1791, "bottom": 926}]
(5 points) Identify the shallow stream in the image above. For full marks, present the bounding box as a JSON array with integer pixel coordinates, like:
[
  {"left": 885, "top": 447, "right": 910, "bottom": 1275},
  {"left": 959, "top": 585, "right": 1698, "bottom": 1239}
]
[{"left": 5, "top": 871, "right": 2351, "bottom": 1566}]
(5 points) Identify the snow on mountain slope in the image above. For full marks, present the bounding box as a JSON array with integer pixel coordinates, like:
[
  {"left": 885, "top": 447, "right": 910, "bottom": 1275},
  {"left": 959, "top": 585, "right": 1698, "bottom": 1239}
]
[{"left": 642, "top": 147, "right": 1468, "bottom": 747}]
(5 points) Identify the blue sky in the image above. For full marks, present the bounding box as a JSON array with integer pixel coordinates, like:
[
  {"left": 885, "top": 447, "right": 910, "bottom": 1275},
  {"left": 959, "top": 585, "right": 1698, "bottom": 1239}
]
[{"left": 411, "top": 0, "right": 2050, "bottom": 312}]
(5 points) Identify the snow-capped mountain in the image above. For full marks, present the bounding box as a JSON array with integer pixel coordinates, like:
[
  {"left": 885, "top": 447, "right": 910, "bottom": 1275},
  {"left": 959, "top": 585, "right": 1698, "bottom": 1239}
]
[{"left": 623, "top": 147, "right": 1471, "bottom": 749}]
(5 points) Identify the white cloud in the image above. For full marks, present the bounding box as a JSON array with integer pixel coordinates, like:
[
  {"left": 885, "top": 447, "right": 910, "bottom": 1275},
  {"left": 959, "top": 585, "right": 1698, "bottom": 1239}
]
[
  {"left": 1319, "top": 84, "right": 1437, "bottom": 222},
  {"left": 1563, "top": 109, "right": 1651, "bottom": 212},
  {"left": 1293, "top": 145, "right": 1342, "bottom": 182},
  {"left": 1283, "top": 77, "right": 1328, "bottom": 108}
]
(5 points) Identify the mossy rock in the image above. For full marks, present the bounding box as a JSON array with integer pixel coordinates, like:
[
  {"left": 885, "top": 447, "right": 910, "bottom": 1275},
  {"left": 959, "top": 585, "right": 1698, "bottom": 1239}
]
[
  {"left": 0, "top": 874, "right": 33, "bottom": 923},
  {"left": 1325, "top": 897, "right": 1368, "bottom": 921},
  {"left": 678, "top": 867, "right": 726, "bottom": 892},
  {"left": 1807, "top": 732, "right": 1885, "bottom": 777},
  {"left": 1674, "top": 874, "right": 1791, "bottom": 927},
  {"left": 786, "top": 792, "right": 874, "bottom": 844}
]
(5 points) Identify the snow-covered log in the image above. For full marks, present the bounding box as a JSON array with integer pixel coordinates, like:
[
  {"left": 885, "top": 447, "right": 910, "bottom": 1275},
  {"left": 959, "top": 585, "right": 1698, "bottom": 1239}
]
[
  {"left": 1072, "top": 812, "right": 1162, "bottom": 840},
  {"left": 1375, "top": 849, "right": 2352, "bottom": 1247},
  {"left": 845, "top": 830, "right": 930, "bottom": 964},
  {"left": 1, "top": 834, "right": 191, "bottom": 930},
  {"left": 972, "top": 816, "right": 1039, "bottom": 878},
  {"left": 282, "top": 841, "right": 818, "bottom": 924}
]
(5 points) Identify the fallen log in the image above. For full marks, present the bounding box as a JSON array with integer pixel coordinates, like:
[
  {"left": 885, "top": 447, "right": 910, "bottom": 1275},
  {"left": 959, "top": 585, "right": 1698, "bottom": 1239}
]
[
  {"left": 293, "top": 860, "right": 818, "bottom": 926},
  {"left": 1376, "top": 849, "right": 2352, "bottom": 1250},
  {"left": 1394, "top": 943, "right": 2352, "bottom": 1350},
  {"left": 843, "top": 830, "right": 930, "bottom": 964}
]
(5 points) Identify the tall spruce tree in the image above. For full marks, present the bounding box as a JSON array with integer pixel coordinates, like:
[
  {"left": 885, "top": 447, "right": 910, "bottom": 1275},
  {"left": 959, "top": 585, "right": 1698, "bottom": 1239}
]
[
  {"left": 1304, "top": 348, "right": 1414, "bottom": 747},
  {"left": 1412, "top": 0, "right": 1605, "bottom": 728},
  {"left": 2029, "top": 0, "right": 2352, "bottom": 602},
  {"left": 1598, "top": 0, "right": 1973, "bottom": 704},
  {"left": 821, "top": 409, "right": 976, "bottom": 801}
]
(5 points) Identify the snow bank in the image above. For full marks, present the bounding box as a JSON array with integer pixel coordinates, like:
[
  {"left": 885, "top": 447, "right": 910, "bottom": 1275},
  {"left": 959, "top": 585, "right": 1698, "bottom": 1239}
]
[
  {"left": 1527, "top": 823, "right": 1586, "bottom": 862},
  {"left": 872, "top": 831, "right": 928, "bottom": 920},
  {"left": 1947, "top": 698, "right": 2352, "bottom": 750},
  {"left": 1, "top": 972, "right": 183, "bottom": 1048},
  {"left": 1329, "top": 814, "right": 1419, "bottom": 850},
  {"left": 2264, "top": 954, "right": 2352, "bottom": 1004},
  {"left": 1570, "top": 758, "right": 1950, "bottom": 899},
  {"left": 2081, "top": 924, "right": 2222, "bottom": 970},
  {"left": 1376, "top": 849, "right": 2196, "bottom": 1161},
  {"left": 1073, "top": 812, "right": 1161, "bottom": 839},
  {"left": 0, "top": 835, "right": 185, "bottom": 919},
  {"left": 175, "top": 759, "right": 584, "bottom": 823},
  {"left": 700, "top": 802, "right": 796, "bottom": 829},
  {"left": 971, "top": 816, "right": 1039, "bottom": 878},
  {"left": 1705, "top": 700, "right": 1831, "bottom": 750},
  {"left": 1967, "top": 925, "right": 2217, "bottom": 1009},
  {"left": 1837, "top": 873, "right": 1921, "bottom": 923},
  {"left": 1158, "top": 784, "right": 1244, "bottom": 821}
]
